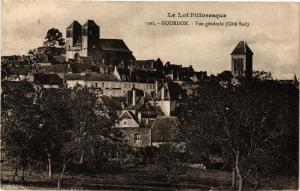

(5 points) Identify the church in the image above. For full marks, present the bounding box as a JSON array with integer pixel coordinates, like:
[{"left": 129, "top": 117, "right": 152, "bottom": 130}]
[{"left": 65, "top": 20, "right": 135, "bottom": 66}]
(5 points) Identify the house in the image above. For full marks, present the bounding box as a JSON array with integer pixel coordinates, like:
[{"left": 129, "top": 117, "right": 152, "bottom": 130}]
[
  {"left": 134, "top": 58, "right": 163, "bottom": 71},
  {"left": 163, "top": 62, "right": 182, "bottom": 81},
  {"left": 36, "top": 64, "right": 72, "bottom": 78},
  {"left": 115, "top": 88, "right": 184, "bottom": 148},
  {"left": 129, "top": 69, "right": 165, "bottom": 83},
  {"left": 163, "top": 63, "right": 196, "bottom": 81},
  {"left": 115, "top": 108, "right": 152, "bottom": 148},
  {"left": 115, "top": 88, "right": 161, "bottom": 147},
  {"left": 116, "top": 114, "right": 184, "bottom": 149},
  {"left": 191, "top": 71, "right": 208, "bottom": 82},
  {"left": 150, "top": 80, "right": 186, "bottom": 117},
  {"left": 64, "top": 73, "right": 156, "bottom": 97}
]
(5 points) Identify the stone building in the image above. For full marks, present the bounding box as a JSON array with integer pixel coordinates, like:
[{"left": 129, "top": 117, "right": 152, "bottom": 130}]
[
  {"left": 64, "top": 72, "right": 156, "bottom": 97},
  {"left": 65, "top": 20, "right": 135, "bottom": 66},
  {"left": 115, "top": 88, "right": 183, "bottom": 148},
  {"left": 134, "top": 58, "right": 163, "bottom": 71},
  {"left": 231, "top": 41, "right": 253, "bottom": 78}
]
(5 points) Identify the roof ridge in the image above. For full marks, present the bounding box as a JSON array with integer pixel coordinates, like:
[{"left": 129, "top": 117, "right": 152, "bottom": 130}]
[{"left": 100, "top": 38, "right": 123, "bottom": 41}]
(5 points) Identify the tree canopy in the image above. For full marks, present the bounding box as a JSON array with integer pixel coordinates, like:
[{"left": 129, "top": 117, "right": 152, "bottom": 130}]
[
  {"left": 179, "top": 78, "right": 298, "bottom": 190},
  {"left": 43, "top": 28, "right": 65, "bottom": 48}
]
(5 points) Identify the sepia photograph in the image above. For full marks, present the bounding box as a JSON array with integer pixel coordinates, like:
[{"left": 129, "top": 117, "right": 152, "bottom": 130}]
[{"left": 1, "top": 1, "right": 299, "bottom": 190}]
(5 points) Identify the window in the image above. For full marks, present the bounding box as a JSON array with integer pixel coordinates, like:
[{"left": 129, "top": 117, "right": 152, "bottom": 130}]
[
  {"left": 124, "top": 120, "right": 126, "bottom": 125},
  {"left": 66, "top": 30, "right": 71, "bottom": 38},
  {"left": 102, "top": 83, "right": 104, "bottom": 87},
  {"left": 134, "top": 133, "right": 140, "bottom": 143},
  {"left": 95, "top": 83, "right": 98, "bottom": 87}
]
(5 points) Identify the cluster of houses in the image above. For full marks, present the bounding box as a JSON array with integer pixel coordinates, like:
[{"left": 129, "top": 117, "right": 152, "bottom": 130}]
[{"left": 2, "top": 20, "right": 298, "bottom": 149}]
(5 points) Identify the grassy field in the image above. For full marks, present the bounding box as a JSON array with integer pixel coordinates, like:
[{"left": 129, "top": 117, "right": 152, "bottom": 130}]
[{"left": 1, "top": 163, "right": 298, "bottom": 190}]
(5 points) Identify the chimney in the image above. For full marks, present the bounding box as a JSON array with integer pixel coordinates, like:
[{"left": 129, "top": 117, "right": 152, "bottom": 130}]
[
  {"left": 129, "top": 67, "right": 133, "bottom": 78},
  {"left": 138, "top": 112, "right": 142, "bottom": 123},
  {"left": 121, "top": 102, "right": 125, "bottom": 110},
  {"left": 161, "top": 85, "right": 165, "bottom": 100},
  {"left": 177, "top": 70, "right": 180, "bottom": 81},
  {"left": 132, "top": 88, "right": 136, "bottom": 106},
  {"left": 155, "top": 81, "right": 158, "bottom": 94}
]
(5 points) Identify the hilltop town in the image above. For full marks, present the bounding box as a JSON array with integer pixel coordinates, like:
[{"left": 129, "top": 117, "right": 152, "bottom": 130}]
[{"left": 1, "top": 19, "right": 299, "bottom": 190}]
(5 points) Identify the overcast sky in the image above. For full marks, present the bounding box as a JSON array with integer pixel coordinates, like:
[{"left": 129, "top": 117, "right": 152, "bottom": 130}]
[{"left": 2, "top": 1, "right": 299, "bottom": 79}]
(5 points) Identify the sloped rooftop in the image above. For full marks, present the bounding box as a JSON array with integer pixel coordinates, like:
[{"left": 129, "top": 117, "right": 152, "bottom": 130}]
[
  {"left": 151, "top": 117, "right": 179, "bottom": 142},
  {"left": 99, "top": 39, "right": 132, "bottom": 53},
  {"left": 231, "top": 41, "right": 253, "bottom": 55},
  {"left": 34, "top": 73, "right": 63, "bottom": 85},
  {"left": 64, "top": 72, "right": 119, "bottom": 81}
]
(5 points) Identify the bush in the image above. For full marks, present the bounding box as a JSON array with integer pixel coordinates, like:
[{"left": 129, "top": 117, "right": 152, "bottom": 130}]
[{"left": 133, "top": 146, "right": 159, "bottom": 164}]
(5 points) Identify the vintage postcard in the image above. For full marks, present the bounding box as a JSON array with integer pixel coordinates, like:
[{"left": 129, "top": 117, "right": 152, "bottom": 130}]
[{"left": 1, "top": 1, "right": 299, "bottom": 190}]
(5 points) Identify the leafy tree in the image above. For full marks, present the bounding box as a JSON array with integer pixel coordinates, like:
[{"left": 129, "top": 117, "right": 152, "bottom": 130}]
[
  {"left": 56, "top": 132, "right": 78, "bottom": 189},
  {"left": 37, "top": 88, "right": 72, "bottom": 178},
  {"left": 43, "top": 28, "right": 65, "bottom": 63},
  {"left": 179, "top": 78, "right": 298, "bottom": 191},
  {"left": 155, "top": 144, "right": 184, "bottom": 183},
  {"left": 44, "top": 28, "right": 65, "bottom": 48},
  {"left": 69, "top": 85, "right": 124, "bottom": 168},
  {"left": 1, "top": 80, "right": 41, "bottom": 182}
]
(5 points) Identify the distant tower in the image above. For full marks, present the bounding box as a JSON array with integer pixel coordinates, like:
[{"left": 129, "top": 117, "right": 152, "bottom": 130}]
[
  {"left": 81, "top": 20, "right": 100, "bottom": 57},
  {"left": 65, "top": 21, "right": 82, "bottom": 50},
  {"left": 231, "top": 41, "right": 253, "bottom": 78}
]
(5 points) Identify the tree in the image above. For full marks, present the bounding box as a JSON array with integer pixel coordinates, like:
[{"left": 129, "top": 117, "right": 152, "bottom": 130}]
[
  {"left": 69, "top": 85, "right": 124, "bottom": 168},
  {"left": 1, "top": 80, "right": 41, "bottom": 182},
  {"left": 37, "top": 88, "right": 72, "bottom": 178},
  {"left": 179, "top": 78, "right": 298, "bottom": 190},
  {"left": 43, "top": 28, "right": 65, "bottom": 63},
  {"left": 155, "top": 144, "right": 184, "bottom": 184},
  {"left": 44, "top": 28, "right": 65, "bottom": 48}
]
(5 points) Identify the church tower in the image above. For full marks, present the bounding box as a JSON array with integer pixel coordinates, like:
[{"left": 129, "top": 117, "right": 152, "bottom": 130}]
[
  {"left": 231, "top": 41, "right": 253, "bottom": 78},
  {"left": 81, "top": 20, "right": 100, "bottom": 57},
  {"left": 65, "top": 21, "right": 82, "bottom": 51}
]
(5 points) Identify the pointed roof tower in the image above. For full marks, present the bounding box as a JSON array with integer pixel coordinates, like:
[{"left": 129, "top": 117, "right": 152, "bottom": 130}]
[{"left": 231, "top": 41, "right": 253, "bottom": 55}]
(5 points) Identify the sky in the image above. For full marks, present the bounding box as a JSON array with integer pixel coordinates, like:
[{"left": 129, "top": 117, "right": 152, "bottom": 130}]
[{"left": 2, "top": 1, "right": 299, "bottom": 79}]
